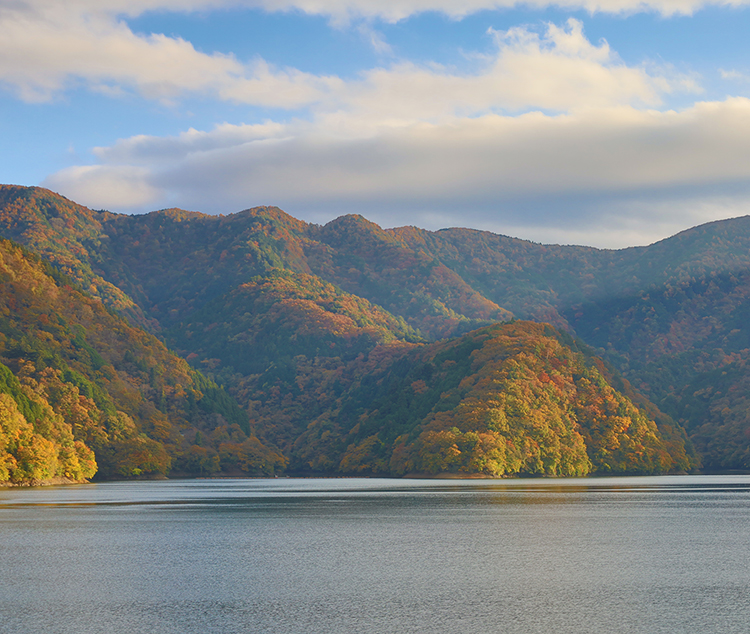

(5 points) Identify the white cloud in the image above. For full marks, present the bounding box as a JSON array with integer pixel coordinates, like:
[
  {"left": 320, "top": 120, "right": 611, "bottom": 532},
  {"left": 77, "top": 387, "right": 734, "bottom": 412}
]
[
  {"left": 217, "top": 60, "right": 342, "bottom": 107},
  {"left": 0, "top": 1, "right": 337, "bottom": 105},
  {"left": 1, "top": 6, "right": 686, "bottom": 115},
  {"left": 43, "top": 165, "right": 161, "bottom": 209},
  {"left": 94, "top": 122, "right": 289, "bottom": 164},
  {"left": 356, "top": 23, "right": 394, "bottom": 56},
  {"left": 0, "top": 0, "right": 699, "bottom": 109},
  {"left": 11, "top": 0, "right": 742, "bottom": 249},
  {"left": 494, "top": 194, "right": 750, "bottom": 248},
  {"left": 337, "top": 19, "right": 681, "bottom": 125},
  {"left": 252, "top": 0, "right": 750, "bottom": 20},
  {"left": 42, "top": 97, "right": 750, "bottom": 247},
  {"left": 0, "top": 12, "right": 235, "bottom": 102},
  {"left": 720, "top": 69, "right": 750, "bottom": 82}
]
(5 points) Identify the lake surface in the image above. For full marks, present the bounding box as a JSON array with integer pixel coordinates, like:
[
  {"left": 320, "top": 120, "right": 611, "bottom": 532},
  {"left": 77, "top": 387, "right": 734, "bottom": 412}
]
[{"left": 1, "top": 476, "right": 749, "bottom": 633}]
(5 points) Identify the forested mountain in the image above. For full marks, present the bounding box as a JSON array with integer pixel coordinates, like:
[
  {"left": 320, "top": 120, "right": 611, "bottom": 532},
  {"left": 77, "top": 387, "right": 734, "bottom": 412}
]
[
  {"left": 2, "top": 183, "right": 748, "bottom": 480},
  {"left": 0, "top": 186, "right": 146, "bottom": 326},
  {"left": 294, "top": 321, "right": 691, "bottom": 477},
  {"left": 391, "top": 220, "right": 750, "bottom": 470},
  {"left": 0, "top": 237, "right": 284, "bottom": 484}
]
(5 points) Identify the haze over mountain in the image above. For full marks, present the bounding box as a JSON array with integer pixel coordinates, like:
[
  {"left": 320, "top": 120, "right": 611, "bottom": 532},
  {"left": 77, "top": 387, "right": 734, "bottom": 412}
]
[{"left": 4, "top": 184, "right": 750, "bottom": 481}]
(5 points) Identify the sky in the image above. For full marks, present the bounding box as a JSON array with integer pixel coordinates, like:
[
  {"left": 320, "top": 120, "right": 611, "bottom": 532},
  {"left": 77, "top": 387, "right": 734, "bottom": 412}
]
[{"left": 3, "top": 1, "right": 750, "bottom": 248}]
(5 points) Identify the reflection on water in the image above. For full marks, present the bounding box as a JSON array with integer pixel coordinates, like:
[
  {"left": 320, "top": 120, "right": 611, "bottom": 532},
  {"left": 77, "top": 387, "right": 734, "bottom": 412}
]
[{"left": 1, "top": 476, "right": 749, "bottom": 634}]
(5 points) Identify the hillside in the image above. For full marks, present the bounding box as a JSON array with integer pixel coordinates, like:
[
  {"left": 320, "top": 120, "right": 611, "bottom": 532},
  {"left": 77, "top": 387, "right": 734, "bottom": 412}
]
[
  {"left": 169, "top": 268, "right": 421, "bottom": 376},
  {"left": 388, "top": 218, "right": 750, "bottom": 470},
  {"left": 0, "top": 238, "right": 284, "bottom": 483},
  {"left": 294, "top": 322, "right": 691, "bottom": 476},
  {"left": 0, "top": 186, "right": 148, "bottom": 327},
  {"left": 4, "top": 184, "right": 749, "bottom": 475}
]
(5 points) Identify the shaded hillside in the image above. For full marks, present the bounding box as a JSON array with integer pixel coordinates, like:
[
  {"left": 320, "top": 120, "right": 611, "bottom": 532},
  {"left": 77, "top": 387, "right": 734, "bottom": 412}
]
[
  {"left": 167, "top": 269, "right": 424, "bottom": 452},
  {"left": 563, "top": 267, "right": 750, "bottom": 470},
  {"left": 0, "top": 239, "right": 284, "bottom": 483},
  {"left": 305, "top": 215, "right": 512, "bottom": 337},
  {"left": 330, "top": 217, "right": 750, "bottom": 471},
  {"left": 392, "top": 216, "right": 750, "bottom": 328}
]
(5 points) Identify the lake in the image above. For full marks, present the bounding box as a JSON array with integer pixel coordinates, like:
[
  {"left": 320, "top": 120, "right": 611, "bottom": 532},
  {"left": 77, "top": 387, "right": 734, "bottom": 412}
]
[{"left": 1, "top": 476, "right": 749, "bottom": 633}]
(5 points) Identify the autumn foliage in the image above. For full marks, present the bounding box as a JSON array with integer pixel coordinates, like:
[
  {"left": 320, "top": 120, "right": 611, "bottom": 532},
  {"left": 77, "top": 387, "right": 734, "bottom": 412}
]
[
  {"left": 0, "top": 238, "right": 284, "bottom": 484},
  {"left": 8, "top": 184, "right": 750, "bottom": 480}
]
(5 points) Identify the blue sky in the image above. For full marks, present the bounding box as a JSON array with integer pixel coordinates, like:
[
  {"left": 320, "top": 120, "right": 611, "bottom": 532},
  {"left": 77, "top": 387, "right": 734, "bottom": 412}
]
[{"left": 3, "top": 1, "right": 750, "bottom": 247}]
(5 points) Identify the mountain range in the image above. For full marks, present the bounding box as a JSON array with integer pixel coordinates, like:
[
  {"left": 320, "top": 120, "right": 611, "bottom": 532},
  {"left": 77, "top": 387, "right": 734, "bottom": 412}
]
[{"left": 2, "top": 183, "right": 749, "bottom": 482}]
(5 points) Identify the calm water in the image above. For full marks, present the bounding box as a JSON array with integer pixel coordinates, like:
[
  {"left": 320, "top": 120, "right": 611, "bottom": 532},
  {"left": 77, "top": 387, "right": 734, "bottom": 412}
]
[{"left": 1, "top": 476, "right": 749, "bottom": 633}]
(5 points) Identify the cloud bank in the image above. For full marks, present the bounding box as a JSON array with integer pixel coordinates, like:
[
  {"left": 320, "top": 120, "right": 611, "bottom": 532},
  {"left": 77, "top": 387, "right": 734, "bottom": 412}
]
[
  {"left": 44, "top": 98, "right": 750, "bottom": 247},
  {"left": 0, "top": 2, "right": 340, "bottom": 104}
]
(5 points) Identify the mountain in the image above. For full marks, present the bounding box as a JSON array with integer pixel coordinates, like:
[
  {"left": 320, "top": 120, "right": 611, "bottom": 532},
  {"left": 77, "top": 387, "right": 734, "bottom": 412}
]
[
  {"left": 0, "top": 237, "right": 285, "bottom": 484},
  {"left": 397, "top": 220, "right": 750, "bottom": 471},
  {"left": 0, "top": 186, "right": 148, "bottom": 327},
  {"left": 8, "top": 184, "right": 750, "bottom": 477},
  {"left": 295, "top": 321, "right": 690, "bottom": 476},
  {"left": 372, "top": 218, "right": 750, "bottom": 470}
]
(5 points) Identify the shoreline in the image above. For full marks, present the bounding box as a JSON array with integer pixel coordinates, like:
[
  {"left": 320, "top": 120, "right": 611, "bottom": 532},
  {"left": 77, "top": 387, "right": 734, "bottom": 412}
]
[{"left": 0, "top": 476, "right": 88, "bottom": 488}]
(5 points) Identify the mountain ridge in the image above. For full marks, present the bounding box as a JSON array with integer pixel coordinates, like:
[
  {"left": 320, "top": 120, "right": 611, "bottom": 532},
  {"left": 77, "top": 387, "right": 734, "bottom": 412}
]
[{"left": 6, "top": 184, "right": 750, "bottom": 477}]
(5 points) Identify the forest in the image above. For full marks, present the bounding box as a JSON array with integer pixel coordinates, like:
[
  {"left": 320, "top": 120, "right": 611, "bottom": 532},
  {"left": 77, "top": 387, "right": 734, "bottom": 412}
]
[
  {"left": 2, "top": 183, "right": 749, "bottom": 482},
  {"left": 0, "top": 238, "right": 284, "bottom": 483}
]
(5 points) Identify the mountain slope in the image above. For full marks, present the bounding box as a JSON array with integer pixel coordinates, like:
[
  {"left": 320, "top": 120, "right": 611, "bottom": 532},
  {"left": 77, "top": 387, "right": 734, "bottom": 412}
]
[
  {"left": 0, "top": 238, "right": 285, "bottom": 482},
  {"left": 293, "top": 321, "right": 692, "bottom": 476},
  {"left": 0, "top": 185, "right": 148, "bottom": 327},
  {"left": 169, "top": 268, "right": 421, "bottom": 376},
  {"left": 4, "top": 184, "right": 747, "bottom": 474}
]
